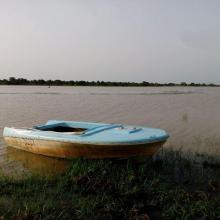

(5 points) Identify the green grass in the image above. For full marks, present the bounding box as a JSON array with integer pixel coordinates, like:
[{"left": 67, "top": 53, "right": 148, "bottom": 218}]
[{"left": 0, "top": 150, "right": 219, "bottom": 220}]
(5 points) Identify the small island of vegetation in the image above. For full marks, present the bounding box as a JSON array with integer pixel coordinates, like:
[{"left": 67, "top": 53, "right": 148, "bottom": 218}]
[{"left": 0, "top": 77, "right": 219, "bottom": 87}]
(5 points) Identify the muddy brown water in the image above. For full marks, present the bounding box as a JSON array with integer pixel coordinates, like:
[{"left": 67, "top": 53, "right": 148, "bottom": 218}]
[{"left": 0, "top": 86, "right": 219, "bottom": 176}]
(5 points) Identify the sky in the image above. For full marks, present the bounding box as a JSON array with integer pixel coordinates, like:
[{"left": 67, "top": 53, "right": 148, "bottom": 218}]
[{"left": 0, "top": 0, "right": 220, "bottom": 83}]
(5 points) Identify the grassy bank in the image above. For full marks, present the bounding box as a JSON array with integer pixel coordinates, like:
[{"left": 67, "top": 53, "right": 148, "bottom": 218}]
[{"left": 0, "top": 150, "right": 219, "bottom": 220}]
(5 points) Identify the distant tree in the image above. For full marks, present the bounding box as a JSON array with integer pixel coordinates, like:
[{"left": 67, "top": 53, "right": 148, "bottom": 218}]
[
  {"left": 9, "top": 77, "right": 16, "bottom": 84},
  {"left": 38, "top": 79, "right": 46, "bottom": 85},
  {"left": 181, "top": 82, "right": 187, "bottom": 86},
  {"left": 142, "top": 81, "right": 150, "bottom": 86}
]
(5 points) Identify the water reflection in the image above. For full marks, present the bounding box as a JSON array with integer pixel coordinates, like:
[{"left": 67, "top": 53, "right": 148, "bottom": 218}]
[{"left": 3, "top": 146, "right": 70, "bottom": 177}]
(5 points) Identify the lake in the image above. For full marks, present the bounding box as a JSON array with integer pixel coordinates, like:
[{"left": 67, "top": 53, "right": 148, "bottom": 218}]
[{"left": 0, "top": 86, "right": 220, "bottom": 176}]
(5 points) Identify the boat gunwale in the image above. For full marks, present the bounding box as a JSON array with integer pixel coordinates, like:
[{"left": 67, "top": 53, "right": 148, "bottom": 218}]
[{"left": 3, "top": 134, "right": 168, "bottom": 146}]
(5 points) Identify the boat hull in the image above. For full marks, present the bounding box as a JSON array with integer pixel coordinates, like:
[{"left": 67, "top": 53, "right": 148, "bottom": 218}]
[{"left": 4, "top": 136, "right": 165, "bottom": 158}]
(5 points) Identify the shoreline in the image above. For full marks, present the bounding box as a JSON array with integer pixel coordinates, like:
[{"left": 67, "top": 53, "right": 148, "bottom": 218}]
[
  {"left": 0, "top": 78, "right": 219, "bottom": 87},
  {"left": 0, "top": 149, "right": 219, "bottom": 219},
  {"left": 0, "top": 84, "right": 220, "bottom": 88}
]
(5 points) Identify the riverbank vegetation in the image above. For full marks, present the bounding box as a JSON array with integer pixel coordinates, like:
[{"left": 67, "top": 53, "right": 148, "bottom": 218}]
[
  {"left": 0, "top": 77, "right": 219, "bottom": 87},
  {"left": 0, "top": 150, "right": 219, "bottom": 219}
]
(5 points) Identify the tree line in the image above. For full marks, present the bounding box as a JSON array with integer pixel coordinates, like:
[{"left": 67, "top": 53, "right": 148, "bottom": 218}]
[{"left": 0, "top": 77, "right": 218, "bottom": 87}]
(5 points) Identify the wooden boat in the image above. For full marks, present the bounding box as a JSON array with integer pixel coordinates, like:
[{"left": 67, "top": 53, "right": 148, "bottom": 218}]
[{"left": 3, "top": 120, "right": 169, "bottom": 158}]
